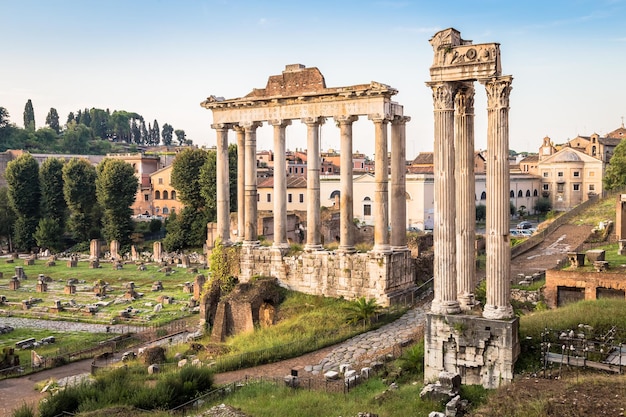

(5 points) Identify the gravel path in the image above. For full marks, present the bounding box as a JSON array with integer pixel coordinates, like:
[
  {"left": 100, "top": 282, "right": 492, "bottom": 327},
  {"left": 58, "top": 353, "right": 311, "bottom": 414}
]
[{"left": 0, "top": 316, "right": 145, "bottom": 334}]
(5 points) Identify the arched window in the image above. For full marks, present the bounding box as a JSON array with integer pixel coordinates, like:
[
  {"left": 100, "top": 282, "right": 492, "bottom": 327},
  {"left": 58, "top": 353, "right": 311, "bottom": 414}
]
[
  {"left": 533, "top": 189, "right": 538, "bottom": 197},
  {"left": 510, "top": 190, "right": 515, "bottom": 198},
  {"left": 163, "top": 190, "right": 168, "bottom": 200},
  {"left": 518, "top": 190, "right": 523, "bottom": 198},
  {"left": 480, "top": 191, "right": 487, "bottom": 200},
  {"left": 155, "top": 190, "right": 161, "bottom": 200},
  {"left": 526, "top": 190, "right": 531, "bottom": 197},
  {"left": 155, "top": 207, "right": 160, "bottom": 213},
  {"left": 162, "top": 207, "right": 169, "bottom": 214},
  {"left": 171, "top": 190, "right": 176, "bottom": 200},
  {"left": 330, "top": 190, "right": 340, "bottom": 199},
  {"left": 171, "top": 207, "right": 176, "bottom": 213},
  {"left": 592, "top": 145, "right": 597, "bottom": 156}
]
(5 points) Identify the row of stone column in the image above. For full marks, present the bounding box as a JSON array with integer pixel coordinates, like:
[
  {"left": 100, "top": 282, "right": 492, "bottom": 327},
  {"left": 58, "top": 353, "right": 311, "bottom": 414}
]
[
  {"left": 212, "top": 115, "right": 410, "bottom": 253},
  {"left": 429, "top": 76, "right": 514, "bottom": 320}
]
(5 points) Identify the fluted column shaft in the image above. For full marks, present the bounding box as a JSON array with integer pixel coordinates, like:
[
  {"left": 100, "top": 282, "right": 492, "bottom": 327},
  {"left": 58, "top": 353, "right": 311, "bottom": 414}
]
[
  {"left": 270, "top": 119, "right": 291, "bottom": 248},
  {"left": 454, "top": 83, "right": 476, "bottom": 310},
  {"left": 482, "top": 76, "right": 514, "bottom": 320},
  {"left": 303, "top": 117, "right": 324, "bottom": 251},
  {"left": 243, "top": 121, "right": 262, "bottom": 245},
  {"left": 391, "top": 116, "right": 410, "bottom": 249},
  {"left": 234, "top": 125, "right": 245, "bottom": 242},
  {"left": 428, "top": 81, "right": 461, "bottom": 315},
  {"left": 371, "top": 115, "right": 390, "bottom": 253},
  {"left": 336, "top": 115, "right": 358, "bottom": 253},
  {"left": 212, "top": 123, "right": 231, "bottom": 245}
]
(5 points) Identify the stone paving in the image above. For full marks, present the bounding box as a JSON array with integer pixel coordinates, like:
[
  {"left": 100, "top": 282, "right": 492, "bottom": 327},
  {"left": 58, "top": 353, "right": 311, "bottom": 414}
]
[
  {"left": 304, "top": 301, "right": 431, "bottom": 375},
  {"left": 0, "top": 316, "right": 145, "bottom": 334}
]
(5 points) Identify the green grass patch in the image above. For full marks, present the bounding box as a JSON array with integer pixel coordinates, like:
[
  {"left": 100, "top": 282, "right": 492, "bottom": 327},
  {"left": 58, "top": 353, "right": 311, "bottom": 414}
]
[{"left": 208, "top": 378, "right": 443, "bottom": 417}]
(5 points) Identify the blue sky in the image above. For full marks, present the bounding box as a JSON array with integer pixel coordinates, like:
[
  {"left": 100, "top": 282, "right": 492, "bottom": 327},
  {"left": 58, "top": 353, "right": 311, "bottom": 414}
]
[{"left": 2, "top": 0, "right": 625, "bottom": 157}]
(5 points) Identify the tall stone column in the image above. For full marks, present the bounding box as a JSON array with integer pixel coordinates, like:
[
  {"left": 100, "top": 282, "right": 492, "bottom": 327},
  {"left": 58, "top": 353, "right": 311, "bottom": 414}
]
[
  {"left": 233, "top": 125, "right": 246, "bottom": 242},
  {"left": 390, "top": 116, "right": 410, "bottom": 250},
  {"left": 428, "top": 81, "right": 460, "bottom": 315},
  {"left": 482, "top": 76, "right": 514, "bottom": 320},
  {"left": 270, "top": 119, "right": 291, "bottom": 248},
  {"left": 370, "top": 115, "right": 391, "bottom": 253},
  {"left": 243, "top": 121, "right": 262, "bottom": 246},
  {"left": 212, "top": 123, "right": 231, "bottom": 245},
  {"left": 335, "top": 115, "right": 358, "bottom": 253},
  {"left": 454, "top": 83, "right": 477, "bottom": 310},
  {"left": 303, "top": 117, "right": 325, "bottom": 251}
]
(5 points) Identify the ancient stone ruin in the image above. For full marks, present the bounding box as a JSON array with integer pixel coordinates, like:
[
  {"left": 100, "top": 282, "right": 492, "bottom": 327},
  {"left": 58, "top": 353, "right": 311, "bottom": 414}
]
[{"left": 423, "top": 28, "right": 519, "bottom": 389}]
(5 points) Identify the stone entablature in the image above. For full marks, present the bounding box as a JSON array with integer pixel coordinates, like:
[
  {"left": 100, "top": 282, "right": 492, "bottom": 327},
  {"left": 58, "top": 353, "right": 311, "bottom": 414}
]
[
  {"left": 544, "top": 269, "right": 626, "bottom": 308},
  {"left": 238, "top": 247, "right": 415, "bottom": 306}
]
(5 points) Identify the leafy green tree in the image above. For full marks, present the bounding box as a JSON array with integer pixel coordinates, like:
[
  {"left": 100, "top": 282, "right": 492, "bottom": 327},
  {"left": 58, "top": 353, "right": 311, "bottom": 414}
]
[
  {"left": 475, "top": 204, "right": 486, "bottom": 222},
  {"left": 162, "top": 211, "right": 185, "bottom": 251},
  {"left": 131, "top": 119, "right": 141, "bottom": 144},
  {"left": 162, "top": 123, "right": 173, "bottom": 146},
  {"left": 96, "top": 158, "right": 138, "bottom": 245},
  {"left": 163, "top": 206, "right": 208, "bottom": 250},
  {"left": 66, "top": 111, "right": 75, "bottom": 125},
  {"left": 39, "top": 158, "right": 67, "bottom": 229},
  {"left": 174, "top": 129, "right": 186, "bottom": 146},
  {"left": 45, "top": 108, "right": 60, "bottom": 133},
  {"left": 80, "top": 107, "right": 91, "bottom": 127},
  {"left": 5, "top": 153, "right": 41, "bottom": 250},
  {"left": 34, "top": 127, "right": 58, "bottom": 149},
  {"left": 151, "top": 120, "right": 160, "bottom": 146},
  {"left": 171, "top": 148, "right": 208, "bottom": 209},
  {"left": 34, "top": 218, "right": 62, "bottom": 252},
  {"left": 0, "top": 187, "right": 16, "bottom": 252},
  {"left": 62, "top": 121, "right": 92, "bottom": 154},
  {"left": 0, "top": 107, "right": 17, "bottom": 151},
  {"left": 534, "top": 197, "right": 552, "bottom": 216},
  {"left": 63, "top": 158, "right": 98, "bottom": 242},
  {"left": 604, "top": 138, "right": 626, "bottom": 190},
  {"left": 23, "top": 99, "right": 35, "bottom": 131},
  {"left": 89, "top": 108, "right": 110, "bottom": 139}
]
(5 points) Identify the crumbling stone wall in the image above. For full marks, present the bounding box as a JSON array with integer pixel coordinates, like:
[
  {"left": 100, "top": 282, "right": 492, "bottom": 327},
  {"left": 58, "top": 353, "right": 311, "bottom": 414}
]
[{"left": 544, "top": 269, "right": 626, "bottom": 308}]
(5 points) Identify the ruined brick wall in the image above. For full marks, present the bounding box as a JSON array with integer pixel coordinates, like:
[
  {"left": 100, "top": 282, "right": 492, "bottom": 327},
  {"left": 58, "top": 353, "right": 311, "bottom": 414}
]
[{"left": 545, "top": 269, "right": 626, "bottom": 308}]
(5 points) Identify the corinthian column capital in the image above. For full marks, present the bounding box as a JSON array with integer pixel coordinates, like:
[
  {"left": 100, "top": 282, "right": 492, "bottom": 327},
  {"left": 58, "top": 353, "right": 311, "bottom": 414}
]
[
  {"left": 427, "top": 82, "right": 456, "bottom": 111},
  {"left": 301, "top": 116, "right": 326, "bottom": 126},
  {"left": 482, "top": 76, "right": 513, "bottom": 109},
  {"left": 211, "top": 123, "right": 232, "bottom": 131},
  {"left": 268, "top": 119, "right": 292, "bottom": 128},
  {"left": 334, "top": 115, "right": 359, "bottom": 126},
  {"left": 242, "top": 121, "right": 263, "bottom": 132},
  {"left": 391, "top": 115, "right": 411, "bottom": 125}
]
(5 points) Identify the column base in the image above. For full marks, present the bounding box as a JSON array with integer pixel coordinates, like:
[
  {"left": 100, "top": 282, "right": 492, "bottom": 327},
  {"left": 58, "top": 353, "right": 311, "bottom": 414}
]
[
  {"left": 337, "top": 245, "right": 356, "bottom": 254},
  {"left": 430, "top": 299, "right": 461, "bottom": 315},
  {"left": 304, "top": 244, "right": 324, "bottom": 252},
  {"left": 372, "top": 244, "right": 392, "bottom": 254},
  {"left": 458, "top": 292, "right": 478, "bottom": 312},
  {"left": 482, "top": 303, "right": 514, "bottom": 320},
  {"left": 390, "top": 245, "right": 409, "bottom": 252}
]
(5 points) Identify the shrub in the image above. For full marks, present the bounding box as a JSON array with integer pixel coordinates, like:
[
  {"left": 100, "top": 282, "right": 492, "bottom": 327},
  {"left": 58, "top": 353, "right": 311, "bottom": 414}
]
[
  {"left": 11, "top": 403, "right": 34, "bottom": 417},
  {"left": 398, "top": 341, "right": 424, "bottom": 375}
]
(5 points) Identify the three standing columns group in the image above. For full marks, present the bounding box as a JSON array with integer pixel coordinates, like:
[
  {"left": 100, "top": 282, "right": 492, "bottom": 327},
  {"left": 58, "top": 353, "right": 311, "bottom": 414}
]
[
  {"left": 212, "top": 115, "right": 410, "bottom": 254},
  {"left": 428, "top": 76, "right": 514, "bottom": 320}
]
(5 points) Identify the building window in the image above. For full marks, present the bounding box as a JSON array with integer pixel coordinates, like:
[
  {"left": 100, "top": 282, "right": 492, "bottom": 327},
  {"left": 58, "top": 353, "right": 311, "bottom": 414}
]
[
  {"left": 573, "top": 184, "right": 580, "bottom": 191},
  {"left": 573, "top": 171, "right": 580, "bottom": 177},
  {"left": 257, "top": 194, "right": 260, "bottom": 202},
  {"left": 557, "top": 183, "right": 564, "bottom": 193},
  {"left": 542, "top": 184, "right": 549, "bottom": 191},
  {"left": 155, "top": 190, "right": 161, "bottom": 199},
  {"left": 163, "top": 207, "right": 169, "bottom": 214},
  {"left": 171, "top": 191, "right": 176, "bottom": 200},
  {"left": 288, "top": 193, "right": 292, "bottom": 203},
  {"left": 510, "top": 190, "right": 515, "bottom": 198},
  {"left": 557, "top": 172, "right": 564, "bottom": 177},
  {"left": 171, "top": 207, "right": 175, "bottom": 213},
  {"left": 267, "top": 194, "right": 271, "bottom": 203},
  {"left": 144, "top": 194, "right": 149, "bottom": 201},
  {"left": 163, "top": 190, "right": 168, "bottom": 200},
  {"left": 543, "top": 172, "right": 549, "bottom": 178},
  {"left": 480, "top": 191, "right": 486, "bottom": 200},
  {"left": 533, "top": 190, "right": 538, "bottom": 197},
  {"left": 589, "top": 184, "right": 595, "bottom": 191},
  {"left": 158, "top": 178, "right": 163, "bottom": 184},
  {"left": 526, "top": 190, "right": 531, "bottom": 197},
  {"left": 364, "top": 204, "right": 371, "bottom": 216},
  {"left": 299, "top": 194, "right": 304, "bottom": 203},
  {"left": 155, "top": 207, "right": 160, "bottom": 213},
  {"left": 518, "top": 190, "right": 523, "bottom": 198},
  {"left": 589, "top": 171, "right": 595, "bottom": 177}
]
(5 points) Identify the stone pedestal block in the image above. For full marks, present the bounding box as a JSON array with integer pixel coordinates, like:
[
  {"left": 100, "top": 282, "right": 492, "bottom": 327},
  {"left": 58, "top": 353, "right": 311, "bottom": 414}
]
[
  {"left": 9, "top": 277, "right": 20, "bottom": 290},
  {"left": 64, "top": 285, "right": 76, "bottom": 295},
  {"left": 424, "top": 313, "right": 519, "bottom": 389},
  {"left": 567, "top": 252, "right": 585, "bottom": 268}
]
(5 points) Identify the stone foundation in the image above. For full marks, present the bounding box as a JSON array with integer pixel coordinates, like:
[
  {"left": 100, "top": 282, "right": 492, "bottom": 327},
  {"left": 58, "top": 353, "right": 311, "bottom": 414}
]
[
  {"left": 238, "top": 246, "right": 415, "bottom": 306},
  {"left": 424, "top": 314, "right": 519, "bottom": 389}
]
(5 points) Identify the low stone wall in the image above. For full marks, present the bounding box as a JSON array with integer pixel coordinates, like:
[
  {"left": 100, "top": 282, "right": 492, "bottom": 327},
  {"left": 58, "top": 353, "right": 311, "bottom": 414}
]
[{"left": 239, "top": 247, "right": 416, "bottom": 306}]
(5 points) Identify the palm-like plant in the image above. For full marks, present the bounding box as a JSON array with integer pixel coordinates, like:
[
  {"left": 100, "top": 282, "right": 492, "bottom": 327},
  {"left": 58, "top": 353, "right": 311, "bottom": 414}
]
[{"left": 344, "top": 297, "right": 381, "bottom": 329}]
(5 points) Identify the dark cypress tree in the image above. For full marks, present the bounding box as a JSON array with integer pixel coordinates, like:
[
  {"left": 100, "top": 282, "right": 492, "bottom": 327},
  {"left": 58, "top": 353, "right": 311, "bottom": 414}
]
[
  {"left": 45, "top": 108, "right": 60, "bottom": 133},
  {"left": 23, "top": 99, "right": 35, "bottom": 131}
]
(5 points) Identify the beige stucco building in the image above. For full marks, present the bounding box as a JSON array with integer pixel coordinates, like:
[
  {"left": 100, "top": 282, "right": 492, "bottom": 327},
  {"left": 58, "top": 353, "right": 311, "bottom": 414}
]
[{"left": 149, "top": 164, "right": 184, "bottom": 217}]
